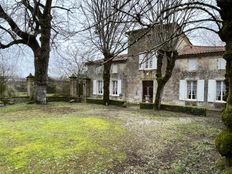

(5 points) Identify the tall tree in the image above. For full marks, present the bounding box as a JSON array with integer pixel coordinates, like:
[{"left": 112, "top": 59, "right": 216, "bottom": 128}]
[
  {"left": 80, "top": 0, "right": 132, "bottom": 105},
  {"left": 123, "top": 0, "right": 198, "bottom": 109},
  {"left": 0, "top": 1, "right": 53, "bottom": 104},
  {"left": 215, "top": 0, "right": 232, "bottom": 167},
  {"left": 0, "top": 0, "right": 77, "bottom": 104}
]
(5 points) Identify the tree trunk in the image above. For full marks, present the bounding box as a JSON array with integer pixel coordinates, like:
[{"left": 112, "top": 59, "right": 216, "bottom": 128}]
[
  {"left": 154, "top": 50, "right": 177, "bottom": 110},
  {"left": 215, "top": 0, "right": 232, "bottom": 166},
  {"left": 103, "top": 53, "right": 113, "bottom": 105},
  {"left": 34, "top": 51, "right": 49, "bottom": 104},
  {"left": 33, "top": 13, "right": 51, "bottom": 104},
  {"left": 154, "top": 81, "right": 165, "bottom": 110}
]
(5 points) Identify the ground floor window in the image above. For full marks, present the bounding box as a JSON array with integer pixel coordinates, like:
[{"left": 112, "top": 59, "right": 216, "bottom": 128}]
[
  {"left": 216, "top": 80, "right": 226, "bottom": 101},
  {"left": 112, "top": 80, "right": 118, "bottom": 95},
  {"left": 97, "top": 80, "right": 103, "bottom": 95},
  {"left": 187, "top": 81, "right": 197, "bottom": 100}
]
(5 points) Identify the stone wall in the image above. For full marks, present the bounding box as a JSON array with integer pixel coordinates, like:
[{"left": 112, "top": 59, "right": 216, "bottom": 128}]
[{"left": 86, "top": 62, "right": 127, "bottom": 100}]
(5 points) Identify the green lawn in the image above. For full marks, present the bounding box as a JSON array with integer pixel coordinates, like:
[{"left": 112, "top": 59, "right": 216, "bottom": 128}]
[
  {"left": 0, "top": 102, "right": 229, "bottom": 174},
  {"left": 0, "top": 103, "right": 126, "bottom": 173}
]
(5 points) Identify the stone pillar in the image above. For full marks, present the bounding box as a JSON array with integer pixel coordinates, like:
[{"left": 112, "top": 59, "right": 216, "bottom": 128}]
[
  {"left": 26, "top": 73, "right": 34, "bottom": 100},
  {"left": 83, "top": 78, "right": 91, "bottom": 102},
  {"left": 69, "top": 74, "right": 77, "bottom": 99}
]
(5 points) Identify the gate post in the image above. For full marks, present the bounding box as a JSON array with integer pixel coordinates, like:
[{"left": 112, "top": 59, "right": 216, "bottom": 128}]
[
  {"left": 26, "top": 73, "right": 34, "bottom": 100},
  {"left": 69, "top": 74, "right": 77, "bottom": 99},
  {"left": 83, "top": 78, "right": 90, "bottom": 102}
]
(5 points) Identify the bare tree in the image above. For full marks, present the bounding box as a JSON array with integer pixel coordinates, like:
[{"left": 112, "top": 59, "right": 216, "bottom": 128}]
[
  {"left": 123, "top": 0, "right": 204, "bottom": 109},
  {"left": 0, "top": 54, "right": 18, "bottom": 98},
  {"left": 215, "top": 0, "right": 232, "bottom": 167},
  {"left": 0, "top": 0, "right": 77, "bottom": 104},
  {"left": 80, "top": 0, "right": 132, "bottom": 105},
  {"left": 55, "top": 45, "right": 95, "bottom": 78},
  {"left": 126, "top": 0, "right": 232, "bottom": 167}
]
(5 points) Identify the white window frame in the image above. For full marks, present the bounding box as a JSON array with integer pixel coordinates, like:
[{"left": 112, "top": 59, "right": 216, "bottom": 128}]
[
  {"left": 187, "top": 80, "right": 197, "bottom": 100},
  {"left": 216, "top": 80, "right": 226, "bottom": 102},
  {"left": 139, "top": 52, "right": 157, "bottom": 70},
  {"left": 97, "top": 80, "right": 103, "bottom": 95},
  {"left": 111, "top": 64, "right": 118, "bottom": 74},
  {"left": 112, "top": 80, "right": 118, "bottom": 96}
]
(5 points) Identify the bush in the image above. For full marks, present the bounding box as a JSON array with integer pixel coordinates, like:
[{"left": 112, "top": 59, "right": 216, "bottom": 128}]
[
  {"left": 215, "top": 129, "right": 232, "bottom": 163},
  {"left": 140, "top": 103, "right": 154, "bottom": 109},
  {"left": 160, "top": 104, "right": 207, "bottom": 116},
  {"left": 222, "top": 104, "right": 232, "bottom": 128}
]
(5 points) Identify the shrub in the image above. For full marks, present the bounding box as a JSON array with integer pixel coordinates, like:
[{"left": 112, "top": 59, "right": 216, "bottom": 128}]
[{"left": 215, "top": 129, "right": 232, "bottom": 167}]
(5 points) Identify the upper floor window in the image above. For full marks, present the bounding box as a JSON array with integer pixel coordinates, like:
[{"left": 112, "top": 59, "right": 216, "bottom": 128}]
[
  {"left": 216, "top": 80, "right": 226, "bottom": 101},
  {"left": 111, "top": 64, "right": 118, "bottom": 74},
  {"left": 139, "top": 52, "right": 157, "bottom": 70},
  {"left": 96, "top": 66, "right": 102, "bottom": 74},
  {"left": 187, "top": 80, "right": 197, "bottom": 100},
  {"left": 187, "top": 59, "right": 198, "bottom": 71},
  {"left": 217, "top": 58, "right": 226, "bottom": 70}
]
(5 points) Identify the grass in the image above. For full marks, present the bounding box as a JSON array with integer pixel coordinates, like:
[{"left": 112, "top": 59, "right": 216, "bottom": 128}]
[
  {"left": 0, "top": 103, "right": 126, "bottom": 174},
  {"left": 0, "top": 102, "right": 228, "bottom": 173}
]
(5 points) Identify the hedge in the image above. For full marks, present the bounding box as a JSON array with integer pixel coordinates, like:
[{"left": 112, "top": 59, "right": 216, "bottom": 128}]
[
  {"left": 140, "top": 103, "right": 207, "bottom": 116},
  {"left": 86, "top": 98, "right": 126, "bottom": 107}
]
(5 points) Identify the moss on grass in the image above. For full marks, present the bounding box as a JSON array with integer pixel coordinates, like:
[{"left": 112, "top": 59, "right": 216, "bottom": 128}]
[{"left": 0, "top": 104, "right": 127, "bottom": 173}]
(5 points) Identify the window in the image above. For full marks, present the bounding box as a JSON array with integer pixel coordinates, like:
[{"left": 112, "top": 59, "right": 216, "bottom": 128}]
[
  {"left": 112, "top": 80, "right": 118, "bottom": 95},
  {"left": 111, "top": 64, "right": 118, "bottom": 74},
  {"left": 96, "top": 66, "right": 102, "bottom": 74},
  {"left": 139, "top": 53, "right": 157, "bottom": 70},
  {"left": 97, "top": 80, "right": 103, "bottom": 95},
  {"left": 187, "top": 59, "right": 198, "bottom": 71},
  {"left": 216, "top": 80, "right": 226, "bottom": 101},
  {"left": 187, "top": 81, "right": 197, "bottom": 100},
  {"left": 217, "top": 58, "right": 226, "bottom": 70}
]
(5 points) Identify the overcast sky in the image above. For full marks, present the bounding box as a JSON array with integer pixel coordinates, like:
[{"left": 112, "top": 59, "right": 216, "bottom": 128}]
[{"left": 0, "top": 0, "right": 224, "bottom": 78}]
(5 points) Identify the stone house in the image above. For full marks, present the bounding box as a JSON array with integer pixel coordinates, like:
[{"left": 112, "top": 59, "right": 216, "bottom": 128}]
[{"left": 86, "top": 28, "right": 225, "bottom": 108}]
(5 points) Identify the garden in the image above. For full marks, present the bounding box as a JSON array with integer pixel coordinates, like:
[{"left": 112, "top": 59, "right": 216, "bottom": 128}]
[{"left": 0, "top": 102, "right": 229, "bottom": 174}]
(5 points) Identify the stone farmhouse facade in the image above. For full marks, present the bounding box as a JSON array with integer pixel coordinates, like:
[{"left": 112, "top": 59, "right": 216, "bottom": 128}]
[{"left": 86, "top": 28, "right": 225, "bottom": 109}]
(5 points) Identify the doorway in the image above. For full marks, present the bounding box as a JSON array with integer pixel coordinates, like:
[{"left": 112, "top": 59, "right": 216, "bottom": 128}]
[{"left": 142, "top": 80, "right": 153, "bottom": 103}]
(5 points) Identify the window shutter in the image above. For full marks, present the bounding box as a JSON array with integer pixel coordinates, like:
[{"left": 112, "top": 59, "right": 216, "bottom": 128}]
[
  {"left": 139, "top": 54, "right": 144, "bottom": 70},
  {"left": 208, "top": 80, "right": 216, "bottom": 102},
  {"left": 197, "top": 80, "right": 205, "bottom": 102},
  {"left": 179, "top": 80, "right": 187, "bottom": 100},
  {"left": 93, "top": 80, "right": 97, "bottom": 95},
  {"left": 109, "top": 80, "right": 112, "bottom": 96},
  {"left": 152, "top": 55, "right": 157, "bottom": 69},
  {"left": 118, "top": 80, "right": 122, "bottom": 96}
]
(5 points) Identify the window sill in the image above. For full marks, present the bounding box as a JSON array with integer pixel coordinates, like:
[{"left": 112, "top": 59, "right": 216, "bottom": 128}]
[
  {"left": 139, "top": 69, "right": 156, "bottom": 71},
  {"left": 215, "top": 100, "right": 226, "bottom": 103},
  {"left": 111, "top": 95, "right": 119, "bottom": 97},
  {"left": 185, "top": 99, "right": 197, "bottom": 102}
]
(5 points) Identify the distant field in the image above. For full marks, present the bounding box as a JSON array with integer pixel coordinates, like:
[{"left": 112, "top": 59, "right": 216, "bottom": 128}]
[{"left": 0, "top": 102, "right": 227, "bottom": 173}]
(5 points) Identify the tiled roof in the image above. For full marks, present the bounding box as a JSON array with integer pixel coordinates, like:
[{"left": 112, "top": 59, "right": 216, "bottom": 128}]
[
  {"left": 178, "top": 45, "right": 225, "bottom": 57},
  {"left": 86, "top": 46, "right": 225, "bottom": 65},
  {"left": 85, "top": 54, "right": 128, "bottom": 65}
]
